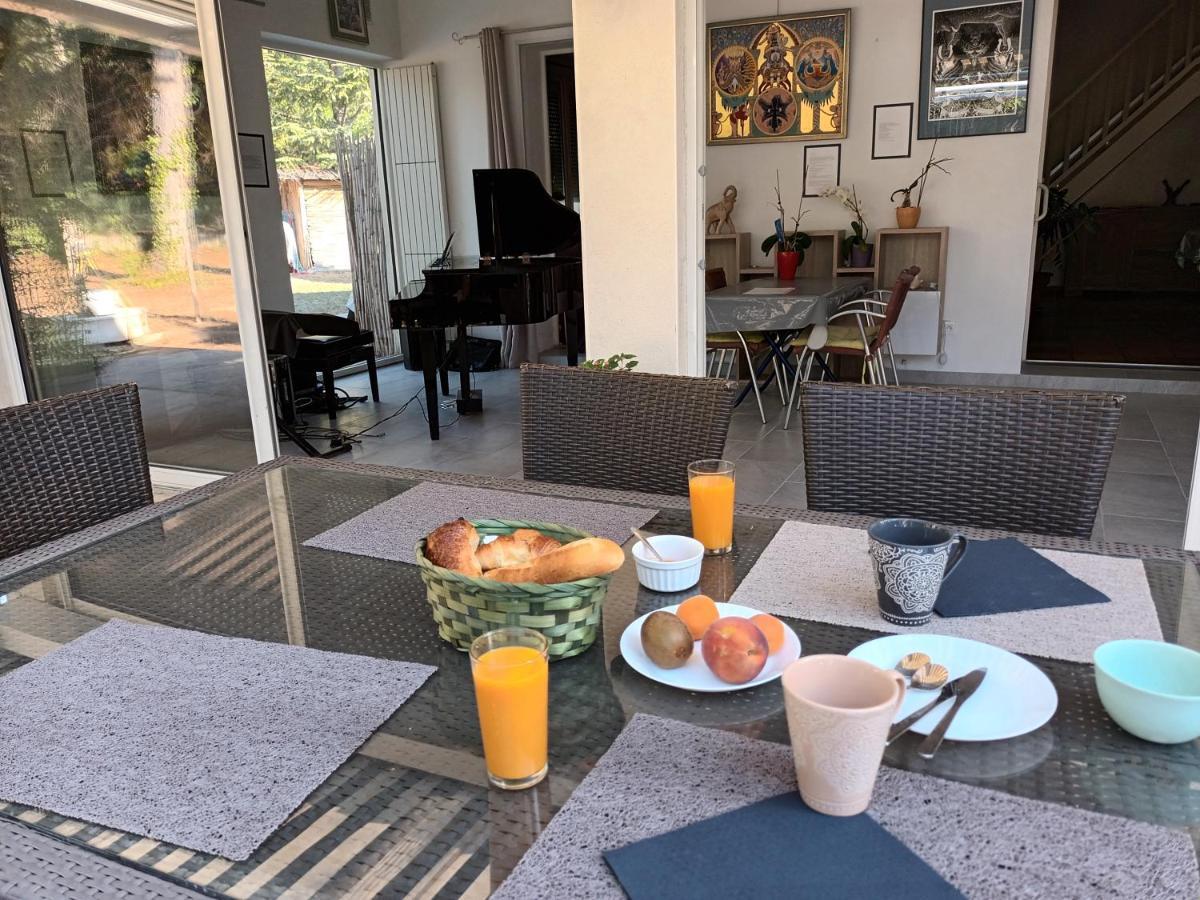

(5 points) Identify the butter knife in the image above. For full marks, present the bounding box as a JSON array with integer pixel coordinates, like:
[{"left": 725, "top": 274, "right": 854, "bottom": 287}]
[
  {"left": 916, "top": 668, "right": 988, "bottom": 759},
  {"left": 887, "top": 667, "right": 987, "bottom": 746}
]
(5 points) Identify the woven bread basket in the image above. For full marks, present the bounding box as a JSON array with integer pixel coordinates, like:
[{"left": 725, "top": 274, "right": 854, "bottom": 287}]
[{"left": 414, "top": 518, "right": 614, "bottom": 661}]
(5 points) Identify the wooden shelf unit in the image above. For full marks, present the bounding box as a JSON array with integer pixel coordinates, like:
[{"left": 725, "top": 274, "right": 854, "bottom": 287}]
[{"left": 705, "top": 232, "right": 750, "bottom": 285}]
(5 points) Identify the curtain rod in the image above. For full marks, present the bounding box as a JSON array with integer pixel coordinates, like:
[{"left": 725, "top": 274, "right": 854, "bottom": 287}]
[{"left": 452, "top": 23, "right": 572, "bottom": 44}]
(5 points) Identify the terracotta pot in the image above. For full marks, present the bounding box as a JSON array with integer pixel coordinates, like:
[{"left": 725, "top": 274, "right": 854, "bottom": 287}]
[
  {"left": 776, "top": 249, "right": 802, "bottom": 280},
  {"left": 895, "top": 205, "right": 922, "bottom": 229}
]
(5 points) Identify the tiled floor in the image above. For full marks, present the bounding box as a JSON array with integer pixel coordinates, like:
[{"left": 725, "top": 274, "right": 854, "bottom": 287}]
[{"left": 292, "top": 361, "right": 1199, "bottom": 548}]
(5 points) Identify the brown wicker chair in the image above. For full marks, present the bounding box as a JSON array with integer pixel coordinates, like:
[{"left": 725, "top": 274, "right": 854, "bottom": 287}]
[
  {"left": 798, "top": 381, "right": 1123, "bottom": 538},
  {"left": 0, "top": 384, "right": 153, "bottom": 559},
  {"left": 520, "top": 363, "right": 736, "bottom": 495}
]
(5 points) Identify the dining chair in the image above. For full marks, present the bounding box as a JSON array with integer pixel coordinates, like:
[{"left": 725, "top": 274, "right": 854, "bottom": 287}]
[
  {"left": 704, "top": 268, "right": 784, "bottom": 423},
  {"left": 797, "top": 381, "right": 1124, "bottom": 538},
  {"left": 0, "top": 383, "right": 154, "bottom": 559},
  {"left": 782, "top": 266, "right": 919, "bottom": 430},
  {"left": 520, "top": 363, "right": 736, "bottom": 495}
]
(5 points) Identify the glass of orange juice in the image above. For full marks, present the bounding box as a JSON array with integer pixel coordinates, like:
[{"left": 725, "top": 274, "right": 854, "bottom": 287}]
[
  {"left": 470, "top": 627, "right": 549, "bottom": 790},
  {"left": 688, "top": 459, "right": 736, "bottom": 555}
]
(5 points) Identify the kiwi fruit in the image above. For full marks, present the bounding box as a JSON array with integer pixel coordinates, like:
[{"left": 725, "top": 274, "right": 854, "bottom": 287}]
[{"left": 640, "top": 610, "right": 694, "bottom": 669}]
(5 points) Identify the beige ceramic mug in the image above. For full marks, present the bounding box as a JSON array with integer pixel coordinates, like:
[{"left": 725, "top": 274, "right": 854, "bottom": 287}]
[{"left": 782, "top": 655, "right": 906, "bottom": 816}]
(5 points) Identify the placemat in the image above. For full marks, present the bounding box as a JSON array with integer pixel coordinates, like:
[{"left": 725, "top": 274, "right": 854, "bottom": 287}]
[
  {"left": 494, "top": 715, "right": 1198, "bottom": 900},
  {"left": 0, "top": 620, "right": 435, "bottom": 860},
  {"left": 728, "top": 522, "right": 1162, "bottom": 663},
  {"left": 304, "top": 482, "right": 657, "bottom": 563}
]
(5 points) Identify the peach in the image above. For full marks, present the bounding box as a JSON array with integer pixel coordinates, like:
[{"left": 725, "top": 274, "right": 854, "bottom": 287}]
[{"left": 701, "top": 616, "right": 769, "bottom": 684}]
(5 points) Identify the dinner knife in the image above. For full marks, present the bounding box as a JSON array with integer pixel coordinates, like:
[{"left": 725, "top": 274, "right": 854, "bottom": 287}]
[
  {"left": 915, "top": 668, "right": 988, "bottom": 759},
  {"left": 887, "top": 667, "right": 987, "bottom": 746}
]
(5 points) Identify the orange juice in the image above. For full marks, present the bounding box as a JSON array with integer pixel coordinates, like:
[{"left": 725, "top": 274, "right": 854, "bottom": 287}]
[
  {"left": 471, "top": 644, "right": 548, "bottom": 788},
  {"left": 689, "top": 472, "right": 735, "bottom": 553}
]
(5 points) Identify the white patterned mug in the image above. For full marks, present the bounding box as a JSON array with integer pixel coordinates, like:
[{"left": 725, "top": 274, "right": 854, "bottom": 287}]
[
  {"left": 867, "top": 518, "right": 968, "bottom": 626},
  {"left": 782, "top": 655, "right": 907, "bottom": 816}
]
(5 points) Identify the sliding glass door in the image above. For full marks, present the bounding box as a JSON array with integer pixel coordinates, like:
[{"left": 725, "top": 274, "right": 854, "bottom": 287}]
[{"left": 0, "top": 0, "right": 261, "bottom": 471}]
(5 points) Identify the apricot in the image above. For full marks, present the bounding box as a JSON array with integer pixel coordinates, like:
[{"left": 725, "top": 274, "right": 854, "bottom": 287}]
[
  {"left": 701, "top": 616, "right": 768, "bottom": 684},
  {"left": 677, "top": 594, "right": 720, "bottom": 640},
  {"left": 751, "top": 613, "right": 787, "bottom": 654}
]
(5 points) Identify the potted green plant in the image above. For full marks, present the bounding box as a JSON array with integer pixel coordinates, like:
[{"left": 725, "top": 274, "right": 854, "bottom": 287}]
[
  {"left": 823, "top": 184, "right": 872, "bottom": 267},
  {"left": 890, "top": 140, "right": 952, "bottom": 229},
  {"left": 1035, "top": 185, "right": 1096, "bottom": 291},
  {"left": 760, "top": 172, "right": 811, "bottom": 280}
]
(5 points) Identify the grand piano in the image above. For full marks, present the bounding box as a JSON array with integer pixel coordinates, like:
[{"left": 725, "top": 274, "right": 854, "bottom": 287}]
[{"left": 390, "top": 168, "right": 583, "bottom": 439}]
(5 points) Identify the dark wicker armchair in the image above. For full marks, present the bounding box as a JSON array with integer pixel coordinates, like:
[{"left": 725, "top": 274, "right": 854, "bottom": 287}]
[
  {"left": 0, "top": 384, "right": 153, "bottom": 559},
  {"left": 798, "top": 382, "right": 1124, "bottom": 538},
  {"left": 520, "top": 363, "right": 736, "bottom": 495}
]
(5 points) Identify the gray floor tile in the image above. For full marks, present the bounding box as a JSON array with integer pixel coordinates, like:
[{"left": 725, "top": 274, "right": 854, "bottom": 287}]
[
  {"left": 1101, "top": 472, "right": 1187, "bottom": 521},
  {"left": 728, "top": 459, "right": 788, "bottom": 505},
  {"left": 1169, "top": 452, "right": 1195, "bottom": 494},
  {"left": 1108, "top": 439, "right": 1174, "bottom": 476},
  {"left": 765, "top": 480, "right": 809, "bottom": 510},
  {"left": 738, "top": 429, "right": 805, "bottom": 465},
  {"left": 1102, "top": 515, "right": 1186, "bottom": 548},
  {"left": 721, "top": 439, "right": 757, "bottom": 460},
  {"left": 1147, "top": 407, "right": 1200, "bottom": 443},
  {"left": 1116, "top": 410, "right": 1156, "bottom": 440}
]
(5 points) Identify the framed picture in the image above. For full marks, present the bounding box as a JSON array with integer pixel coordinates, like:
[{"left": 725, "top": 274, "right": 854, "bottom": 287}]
[
  {"left": 20, "top": 129, "right": 74, "bottom": 197},
  {"left": 328, "top": 0, "right": 369, "bottom": 44},
  {"left": 802, "top": 144, "right": 841, "bottom": 197},
  {"left": 872, "top": 103, "right": 913, "bottom": 159},
  {"left": 237, "top": 133, "right": 270, "bottom": 188},
  {"left": 708, "top": 9, "right": 850, "bottom": 145},
  {"left": 918, "top": 0, "right": 1035, "bottom": 139}
]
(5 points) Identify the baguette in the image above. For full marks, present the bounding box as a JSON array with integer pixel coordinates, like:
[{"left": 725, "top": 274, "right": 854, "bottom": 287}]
[
  {"left": 476, "top": 531, "right": 562, "bottom": 570},
  {"left": 482, "top": 537, "right": 625, "bottom": 584}
]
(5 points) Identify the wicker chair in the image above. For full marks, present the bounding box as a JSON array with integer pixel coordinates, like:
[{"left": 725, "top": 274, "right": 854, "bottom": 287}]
[
  {"left": 520, "top": 363, "right": 736, "bottom": 495},
  {"left": 0, "top": 384, "right": 153, "bottom": 559},
  {"left": 798, "top": 382, "right": 1124, "bottom": 538}
]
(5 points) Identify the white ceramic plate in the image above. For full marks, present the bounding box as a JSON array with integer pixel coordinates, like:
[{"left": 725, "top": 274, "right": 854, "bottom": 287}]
[
  {"left": 619, "top": 602, "right": 801, "bottom": 693},
  {"left": 848, "top": 634, "right": 1057, "bottom": 742}
]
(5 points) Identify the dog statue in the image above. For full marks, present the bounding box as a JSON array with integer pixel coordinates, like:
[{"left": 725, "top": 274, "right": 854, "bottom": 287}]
[{"left": 705, "top": 185, "right": 738, "bottom": 234}]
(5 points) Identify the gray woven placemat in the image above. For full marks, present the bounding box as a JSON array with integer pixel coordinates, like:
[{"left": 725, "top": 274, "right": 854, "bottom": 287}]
[
  {"left": 495, "top": 715, "right": 1198, "bottom": 899},
  {"left": 303, "top": 481, "right": 657, "bottom": 563},
  {"left": 0, "top": 620, "right": 435, "bottom": 861},
  {"left": 728, "top": 521, "right": 1162, "bottom": 663}
]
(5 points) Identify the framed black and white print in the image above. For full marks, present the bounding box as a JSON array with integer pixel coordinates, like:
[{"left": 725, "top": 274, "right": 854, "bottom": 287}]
[
  {"left": 872, "top": 103, "right": 913, "bottom": 158},
  {"left": 918, "top": 0, "right": 1035, "bottom": 139},
  {"left": 328, "top": 0, "right": 369, "bottom": 43},
  {"left": 21, "top": 129, "right": 73, "bottom": 197},
  {"left": 802, "top": 144, "right": 841, "bottom": 196}
]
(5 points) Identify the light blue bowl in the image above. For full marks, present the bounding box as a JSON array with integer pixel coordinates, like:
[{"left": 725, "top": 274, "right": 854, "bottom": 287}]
[{"left": 1094, "top": 639, "right": 1200, "bottom": 744}]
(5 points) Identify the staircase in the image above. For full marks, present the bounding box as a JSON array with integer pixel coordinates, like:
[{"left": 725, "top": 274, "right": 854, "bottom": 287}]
[{"left": 1044, "top": 0, "right": 1200, "bottom": 196}]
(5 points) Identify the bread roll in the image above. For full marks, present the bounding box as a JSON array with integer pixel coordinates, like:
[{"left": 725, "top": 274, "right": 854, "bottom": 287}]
[
  {"left": 425, "top": 518, "right": 482, "bottom": 576},
  {"left": 476, "top": 530, "right": 562, "bottom": 571},
  {"left": 483, "top": 537, "right": 625, "bottom": 584}
]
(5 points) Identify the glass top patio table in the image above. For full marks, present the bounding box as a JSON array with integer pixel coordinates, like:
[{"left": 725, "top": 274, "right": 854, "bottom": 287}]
[
  {"left": 705, "top": 276, "right": 871, "bottom": 334},
  {"left": 0, "top": 458, "right": 1197, "bottom": 897}
]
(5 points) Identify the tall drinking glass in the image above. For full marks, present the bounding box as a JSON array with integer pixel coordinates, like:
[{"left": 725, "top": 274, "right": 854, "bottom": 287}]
[
  {"left": 688, "top": 459, "right": 736, "bottom": 555},
  {"left": 470, "top": 627, "right": 549, "bottom": 790}
]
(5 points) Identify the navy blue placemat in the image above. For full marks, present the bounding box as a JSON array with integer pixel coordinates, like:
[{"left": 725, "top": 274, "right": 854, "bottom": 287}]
[
  {"left": 935, "top": 537, "right": 1110, "bottom": 618},
  {"left": 603, "top": 792, "right": 963, "bottom": 899}
]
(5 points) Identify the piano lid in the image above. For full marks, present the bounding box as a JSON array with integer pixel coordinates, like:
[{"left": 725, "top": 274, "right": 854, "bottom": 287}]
[{"left": 474, "top": 168, "right": 581, "bottom": 261}]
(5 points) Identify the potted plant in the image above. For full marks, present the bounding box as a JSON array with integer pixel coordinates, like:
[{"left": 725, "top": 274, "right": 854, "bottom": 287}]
[
  {"left": 823, "top": 184, "right": 872, "bottom": 267},
  {"left": 760, "top": 172, "right": 811, "bottom": 280},
  {"left": 1035, "top": 185, "right": 1096, "bottom": 291},
  {"left": 890, "top": 140, "right": 952, "bottom": 229}
]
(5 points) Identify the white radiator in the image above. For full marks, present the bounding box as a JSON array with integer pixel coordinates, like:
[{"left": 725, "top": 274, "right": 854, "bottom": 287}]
[
  {"left": 377, "top": 63, "right": 450, "bottom": 296},
  {"left": 889, "top": 290, "right": 941, "bottom": 356}
]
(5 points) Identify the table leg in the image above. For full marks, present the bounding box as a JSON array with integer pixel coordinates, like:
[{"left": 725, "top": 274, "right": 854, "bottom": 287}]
[
  {"left": 418, "top": 329, "right": 440, "bottom": 440},
  {"left": 455, "top": 323, "right": 483, "bottom": 414},
  {"left": 322, "top": 366, "right": 338, "bottom": 419}
]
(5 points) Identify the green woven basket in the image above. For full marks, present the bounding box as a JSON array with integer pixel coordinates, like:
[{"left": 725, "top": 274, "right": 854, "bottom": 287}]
[{"left": 414, "top": 519, "right": 613, "bottom": 661}]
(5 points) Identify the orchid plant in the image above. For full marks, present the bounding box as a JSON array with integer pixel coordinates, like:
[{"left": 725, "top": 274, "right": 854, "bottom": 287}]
[
  {"left": 821, "top": 184, "right": 870, "bottom": 258},
  {"left": 760, "top": 170, "right": 812, "bottom": 257}
]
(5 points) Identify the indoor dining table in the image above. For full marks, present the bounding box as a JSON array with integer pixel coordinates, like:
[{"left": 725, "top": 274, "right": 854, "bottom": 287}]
[{"left": 0, "top": 456, "right": 1197, "bottom": 897}]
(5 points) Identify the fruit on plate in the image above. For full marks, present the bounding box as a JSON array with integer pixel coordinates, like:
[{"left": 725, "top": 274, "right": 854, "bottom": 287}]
[
  {"left": 676, "top": 594, "right": 720, "bottom": 640},
  {"left": 702, "top": 617, "right": 769, "bottom": 684},
  {"left": 640, "top": 611, "right": 694, "bottom": 669},
  {"left": 750, "top": 613, "right": 787, "bottom": 654}
]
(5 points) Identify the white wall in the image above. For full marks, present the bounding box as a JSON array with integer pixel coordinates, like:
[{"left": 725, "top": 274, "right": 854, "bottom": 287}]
[
  {"left": 216, "top": 0, "right": 403, "bottom": 312},
  {"left": 705, "top": 0, "right": 1058, "bottom": 375},
  {"left": 395, "top": 0, "right": 573, "bottom": 258}
]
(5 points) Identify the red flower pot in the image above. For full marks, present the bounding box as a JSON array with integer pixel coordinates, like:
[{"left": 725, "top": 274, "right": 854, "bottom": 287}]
[{"left": 776, "top": 250, "right": 801, "bottom": 280}]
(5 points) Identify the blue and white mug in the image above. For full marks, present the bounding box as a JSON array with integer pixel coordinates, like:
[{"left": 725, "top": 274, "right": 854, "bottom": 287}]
[{"left": 867, "top": 518, "right": 968, "bottom": 626}]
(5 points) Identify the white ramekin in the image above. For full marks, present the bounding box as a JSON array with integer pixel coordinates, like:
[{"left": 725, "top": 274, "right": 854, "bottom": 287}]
[{"left": 631, "top": 534, "right": 705, "bottom": 593}]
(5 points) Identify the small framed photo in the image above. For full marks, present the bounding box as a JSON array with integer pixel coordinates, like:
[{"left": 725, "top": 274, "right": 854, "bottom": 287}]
[
  {"left": 802, "top": 144, "right": 841, "bottom": 197},
  {"left": 328, "top": 0, "right": 369, "bottom": 43},
  {"left": 21, "top": 129, "right": 74, "bottom": 198},
  {"left": 872, "top": 103, "right": 913, "bottom": 159},
  {"left": 237, "top": 133, "right": 271, "bottom": 188}
]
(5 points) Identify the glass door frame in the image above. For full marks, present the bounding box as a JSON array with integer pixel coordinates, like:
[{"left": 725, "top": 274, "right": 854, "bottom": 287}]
[{"left": 0, "top": 0, "right": 279, "bottom": 468}]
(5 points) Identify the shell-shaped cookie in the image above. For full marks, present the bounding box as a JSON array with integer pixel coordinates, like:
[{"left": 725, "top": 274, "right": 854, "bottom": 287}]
[
  {"left": 912, "top": 662, "right": 950, "bottom": 690},
  {"left": 897, "top": 652, "right": 931, "bottom": 676}
]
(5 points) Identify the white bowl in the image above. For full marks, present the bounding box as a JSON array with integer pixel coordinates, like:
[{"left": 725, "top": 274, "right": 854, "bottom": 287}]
[{"left": 631, "top": 534, "right": 704, "bottom": 593}]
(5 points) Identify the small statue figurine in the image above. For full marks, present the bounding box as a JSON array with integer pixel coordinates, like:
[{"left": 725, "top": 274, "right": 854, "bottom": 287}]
[{"left": 705, "top": 185, "right": 738, "bottom": 234}]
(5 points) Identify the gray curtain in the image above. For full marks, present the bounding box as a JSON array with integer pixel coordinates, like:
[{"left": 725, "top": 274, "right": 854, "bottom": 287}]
[{"left": 480, "top": 26, "right": 557, "bottom": 366}]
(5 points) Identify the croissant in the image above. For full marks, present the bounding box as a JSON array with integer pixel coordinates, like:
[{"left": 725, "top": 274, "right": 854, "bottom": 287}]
[
  {"left": 476, "top": 530, "right": 562, "bottom": 570},
  {"left": 424, "top": 518, "right": 482, "bottom": 576}
]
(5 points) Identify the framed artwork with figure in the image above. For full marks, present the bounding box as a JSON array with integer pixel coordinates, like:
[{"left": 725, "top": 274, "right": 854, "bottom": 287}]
[
  {"left": 918, "top": 0, "right": 1035, "bottom": 139},
  {"left": 328, "top": 0, "right": 369, "bottom": 43},
  {"left": 708, "top": 9, "right": 850, "bottom": 145}
]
